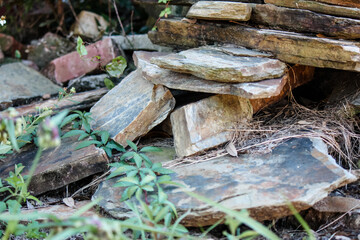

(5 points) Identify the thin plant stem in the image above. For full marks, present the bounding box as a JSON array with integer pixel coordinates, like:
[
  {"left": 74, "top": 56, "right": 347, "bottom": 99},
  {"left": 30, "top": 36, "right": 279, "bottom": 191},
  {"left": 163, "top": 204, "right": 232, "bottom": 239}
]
[{"left": 25, "top": 147, "right": 43, "bottom": 189}]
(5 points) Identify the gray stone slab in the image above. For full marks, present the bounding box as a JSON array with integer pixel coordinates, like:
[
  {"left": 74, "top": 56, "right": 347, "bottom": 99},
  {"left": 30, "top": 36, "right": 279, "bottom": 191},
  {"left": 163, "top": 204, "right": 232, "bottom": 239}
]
[
  {"left": 93, "top": 138, "right": 356, "bottom": 226},
  {"left": 90, "top": 69, "right": 175, "bottom": 147},
  {"left": 0, "top": 62, "right": 61, "bottom": 109},
  {"left": 68, "top": 74, "right": 108, "bottom": 92},
  {"left": 151, "top": 46, "right": 287, "bottom": 83}
]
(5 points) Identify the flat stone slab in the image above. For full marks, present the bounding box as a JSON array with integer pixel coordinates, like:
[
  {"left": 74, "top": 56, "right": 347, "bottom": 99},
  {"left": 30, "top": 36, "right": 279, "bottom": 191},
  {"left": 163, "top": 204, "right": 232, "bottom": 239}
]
[
  {"left": 72, "top": 11, "right": 109, "bottom": 39},
  {"left": 93, "top": 138, "right": 356, "bottom": 226},
  {"left": 106, "top": 34, "right": 172, "bottom": 52},
  {"left": 315, "top": 0, "right": 360, "bottom": 8},
  {"left": 90, "top": 69, "right": 175, "bottom": 147},
  {"left": 0, "top": 62, "right": 60, "bottom": 110},
  {"left": 265, "top": 0, "right": 360, "bottom": 19},
  {"left": 151, "top": 46, "right": 287, "bottom": 83},
  {"left": 134, "top": 50, "right": 287, "bottom": 99},
  {"left": 149, "top": 19, "right": 360, "bottom": 72},
  {"left": 251, "top": 3, "right": 360, "bottom": 39},
  {"left": 133, "top": 0, "right": 262, "bottom": 5},
  {"left": 186, "top": 1, "right": 252, "bottom": 21},
  {"left": 0, "top": 137, "right": 108, "bottom": 195},
  {"left": 171, "top": 94, "right": 253, "bottom": 157}
]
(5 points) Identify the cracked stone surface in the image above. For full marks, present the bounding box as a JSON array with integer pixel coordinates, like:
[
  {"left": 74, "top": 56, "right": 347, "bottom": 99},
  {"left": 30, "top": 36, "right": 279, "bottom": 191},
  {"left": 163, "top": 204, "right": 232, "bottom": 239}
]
[{"left": 92, "top": 138, "right": 356, "bottom": 226}]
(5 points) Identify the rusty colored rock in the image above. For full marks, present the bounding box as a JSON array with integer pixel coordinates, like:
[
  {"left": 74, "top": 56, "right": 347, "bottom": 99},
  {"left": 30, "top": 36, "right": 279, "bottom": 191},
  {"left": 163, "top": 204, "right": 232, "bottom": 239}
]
[
  {"left": 42, "top": 38, "right": 117, "bottom": 84},
  {"left": 0, "top": 33, "right": 27, "bottom": 58},
  {"left": 90, "top": 69, "right": 175, "bottom": 147},
  {"left": 93, "top": 138, "right": 356, "bottom": 226},
  {"left": 186, "top": 1, "right": 252, "bottom": 21},
  {"left": 171, "top": 94, "right": 253, "bottom": 157},
  {"left": 315, "top": 0, "right": 360, "bottom": 8},
  {"left": 264, "top": 0, "right": 360, "bottom": 20},
  {"left": 151, "top": 46, "right": 287, "bottom": 83},
  {"left": 0, "top": 137, "right": 108, "bottom": 195},
  {"left": 251, "top": 3, "right": 360, "bottom": 39},
  {"left": 149, "top": 19, "right": 360, "bottom": 72}
]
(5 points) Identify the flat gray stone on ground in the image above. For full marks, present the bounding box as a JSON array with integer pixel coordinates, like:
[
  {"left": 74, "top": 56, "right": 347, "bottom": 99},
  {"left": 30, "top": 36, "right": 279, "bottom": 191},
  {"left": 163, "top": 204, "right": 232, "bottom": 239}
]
[
  {"left": 93, "top": 138, "right": 356, "bottom": 226},
  {"left": 0, "top": 62, "right": 60, "bottom": 109},
  {"left": 151, "top": 46, "right": 287, "bottom": 83},
  {"left": 90, "top": 69, "right": 175, "bottom": 147},
  {"left": 0, "top": 137, "right": 108, "bottom": 195},
  {"left": 133, "top": 51, "right": 287, "bottom": 99},
  {"left": 68, "top": 74, "right": 107, "bottom": 92},
  {"left": 106, "top": 34, "right": 172, "bottom": 52}
]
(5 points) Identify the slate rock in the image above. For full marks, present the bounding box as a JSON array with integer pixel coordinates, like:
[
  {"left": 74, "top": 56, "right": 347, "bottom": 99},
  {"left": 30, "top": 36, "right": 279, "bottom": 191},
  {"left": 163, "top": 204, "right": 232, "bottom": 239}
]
[
  {"left": 171, "top": 94, "right": 253, "bottom": 157},
  {"left": 186, "top": 1, "right": 252, "bottom": 21},
  {"left": 93, "top": 138, "right": 356, "bottom": 226},
  {"left": 134, "top": 50, "right": 288, "bottom": 99},
  {"left": 264, "top": 0, "right": 360, "bottom": 19},
  {"left": 315, "top": 0, "right": 360, "bottom": 8},
  {"left": 0, "top": 137, "right": 108, "bottom": 195},
  {"left": 106, "top": 34, "right": 172, "bottom": 52},
  {"left": 151, "top": 46, "right": 287, "bottom": 83},
  {"left": 71, "top": 11, "right": 109, "bottom": 39},
  {"left": 0, "top": 62, "right": 60, "bottom": 110},
  {"left": 27, "top": 32, "right": 75, "bottom": 69},
  {"left": 68, "top": 74, "right": 108, "bottom": 92},
  {"left": 90, "top": 69, "right": 175, "bottom": 147},
  {"left": 42, "top": 38, "right": 117, "bottom": 84},
  {"left": 149, "top": 19, "right": 360, "bottom": 72},
  {"left": 133, "top": 0, "right": 262, "bottom": 5}
]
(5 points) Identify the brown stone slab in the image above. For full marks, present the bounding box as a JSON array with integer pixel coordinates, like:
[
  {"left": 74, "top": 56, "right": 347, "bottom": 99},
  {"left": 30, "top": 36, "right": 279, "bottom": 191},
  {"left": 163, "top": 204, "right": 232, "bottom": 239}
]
[
  {"left": 315, "top": 0, "right": 360, "bottom": 8},
  {"left": 0, "top": 88, "right": 108, "bottom": 118},
  {"left": 151, "top": 46, "right": 287, "bottom": 83},
  {"left": 171, "top": 94, "right": 253, "bottom": 157},
  {"left": 71, "top": 11, "right": 109, "bottom": 39},
  {"left": 90, "top": 69, "right": 175, "bottom": 147},
  {"left": 0, "top": 137, "right": 108, "bottom": 195},
  {"left": 133, "top": 0, "right": 262, "bottom": 5},
  {"left": 313, "top": 196, "right": 360, "bottom": 213},
  {"left": 93, "top": 138, "right": 357, "bottom": 226},
  {"left": 265, "top": 0, "right": 360, "bottom": 20},
  {"left": 186, "top": 1, "right": 252, "bottom": 21},
  {"left": 149, "top": 19, "right": 360, "bottom": 71},
  {"left": 251, "top": 3, "right": 360, "bottom": 39}
]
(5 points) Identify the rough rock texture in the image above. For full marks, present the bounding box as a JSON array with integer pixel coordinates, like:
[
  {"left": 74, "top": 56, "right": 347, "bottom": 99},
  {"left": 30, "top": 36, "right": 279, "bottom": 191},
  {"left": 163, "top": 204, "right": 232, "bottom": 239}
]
[
  {"left": 251, "top": 3, "right": 360, "bottom": 39},
  {"left": 68, "top": 74, "right": 107, "bottom": 92},
  {"left": 134, "top": 50, "right": 288, "bottom": 99},
  {"left": 315, "top": 0, "right": 360, "bottom": 8},
  {"left": 0, "top": 88, "right": 108, "bottom": 118},
  {"left": 264, "top": 0, "right": 360, "bottom": 19},
  {"left": 0, "top": 137, "right": 108, "bottom": 195},
  {"left": 171, "top": 94, "right": 253, "bottom": 157},
  {"left": 313, "top": 196, "right": 360, "bottom": 213},
  {"left": 149, "top": 19, "right": 360, "bottom": 72},
  {"left": 71, "top": 11, "right": 109, "bottom": 39},
  {"left": 151, "top": 46, "right": 287, "bottom": 83},
  {"left": 90, "top": 69, "right": 175, "bottom": 147},
  {"left": 106, "top": 34, "right": 172, "bottom": 52},
  {"left": 27, "top": 32, "right": 75, "bottom": 69},
  {"left": 134, "top": 0, "right": 262, "bottom": 5},
  {"left": 93, "top": 138, "right": 356, "bottom": 226},
  {"left": 186, "top": 1, "right": 252, "bottom": 21},
  {"left": 0, "top": 62, "right": 60, "bottom": 110},
  {"left": 42, "top": 38, "right": 117, "bottom": 84}
]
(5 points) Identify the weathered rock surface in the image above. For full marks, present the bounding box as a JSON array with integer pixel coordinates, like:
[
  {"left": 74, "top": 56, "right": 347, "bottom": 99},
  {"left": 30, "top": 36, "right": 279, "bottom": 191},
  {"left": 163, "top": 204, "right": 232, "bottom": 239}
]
[
  {"left": 265, "top": 0, "right": 360, "bottom": 20},
  {"left": 71, "top": 11, "right": 109, "bottom": 39},
  {"left": 251, "top": 3, "right": 360, "bottom": 39},
  {"left": 171, "top": 94, "right": 253, "bottom": 157},
  {"left": 151, "top": 46, "right": 287, "bottom": 83},
  {"left": 0, "top": 33, "right": 27, "bottom": 58},
  {"left": 134, "top": 50, "right": 288, "bottom": 99},
  {"left": 313, "top": 196, "right": 360, "bottom": 213},
  {"left": 27, "top": 32, "right": 75, "bottom": 69},
  {"left": 42, "top": 38, "right": 117, "bottom": 84},
  {"left": 186, "top": 1, "right": 252, "bottom": 21},
  {"left": 149, "top": 19, "right": 360, "bottom": 72},
  {"left": 134, "top": 0, "right": 262, "bottom": 5},
  {"left": 106, "top": 34, "right": 172, "bottom": 52},
  {"left": 0, "top": 62, "right": 60, "bottom": 110},
  {"left": 0, "top": 88, "right": 108, "bottom": 118},
  {"left": 315, "top": 0, "right": 360, "bottom": 8},
  {"left": 0, "top": 137, "right": 108, "bottom": 195},
  {"left": 90, "top": 69, "right": 175, "bottom": 147},
  {"left": 93, "top": 138, "right": 356, "bottom": 226},
  {"left": 68, "top": 74, "right": 108, "bottom": 92}
]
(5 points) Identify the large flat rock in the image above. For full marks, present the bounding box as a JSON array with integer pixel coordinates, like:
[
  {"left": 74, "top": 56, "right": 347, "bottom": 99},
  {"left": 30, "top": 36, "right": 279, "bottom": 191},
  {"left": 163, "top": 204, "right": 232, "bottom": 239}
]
[
  {"left": 134, "top": 50, "right": 287, "bottom": 99},
  {"left": 90, "top": 69, "right": 175, "bottom": 146},
  {"left": 0, "top": 62, "right": 60, "bottom": 110},
  {"left": 149, "top": 19, "right": 360, "bottom": 72},
  {"left": 151, "top": 46, "right": 287, "bottom": 83},
  {"left": 264, "top": 0, "right": 360, "bottom": 19},
  {"left": 171, "top": 94, "right": 253, "bottom": 157},
  {"left": 0, "top": 137, "right": 108, "bottom": 195},
  {"left": 93, "top": 138, "right": 356, "bottom": 226},
  {"left": 315, "top": 0, "right": 360, "bottom": 8},
  {"left": 186, "top": 1, "right": 252, "bottom": 21},
  {"left": 251, "top": 3, "right": 360, "bottom": 39},
  {"left": 106, "top": 34, "right": 172, "bottom": 52}
]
